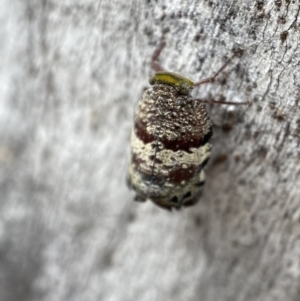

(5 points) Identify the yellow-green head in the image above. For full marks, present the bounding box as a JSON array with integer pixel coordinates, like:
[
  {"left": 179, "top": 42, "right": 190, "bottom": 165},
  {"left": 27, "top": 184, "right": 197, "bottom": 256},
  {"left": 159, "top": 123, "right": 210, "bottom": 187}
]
[{"left": 149, "top": 72, "right": 194, "bottom": 95}]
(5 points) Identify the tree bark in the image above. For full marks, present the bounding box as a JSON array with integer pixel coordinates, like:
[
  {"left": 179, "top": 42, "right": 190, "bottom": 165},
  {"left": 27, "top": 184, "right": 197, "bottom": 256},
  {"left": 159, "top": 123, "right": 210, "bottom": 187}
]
[{"left": 0, "top": 0, "right": 300, "bottom": 300}]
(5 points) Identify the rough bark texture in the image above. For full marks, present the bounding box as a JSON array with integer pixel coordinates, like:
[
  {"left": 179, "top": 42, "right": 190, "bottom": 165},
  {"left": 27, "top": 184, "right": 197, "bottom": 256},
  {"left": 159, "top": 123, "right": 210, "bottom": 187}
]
[{"left": 0, "top": 0, "right": 300, "bottom": 300}]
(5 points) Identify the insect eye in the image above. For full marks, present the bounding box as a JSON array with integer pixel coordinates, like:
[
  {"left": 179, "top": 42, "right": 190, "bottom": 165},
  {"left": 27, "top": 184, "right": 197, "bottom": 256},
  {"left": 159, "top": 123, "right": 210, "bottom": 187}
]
[
  {"left": 149, "top": 76, "right": 155, "bottom": 85},
  {"left": 179, "top": 83, "right": 190, "bottom": 95}
]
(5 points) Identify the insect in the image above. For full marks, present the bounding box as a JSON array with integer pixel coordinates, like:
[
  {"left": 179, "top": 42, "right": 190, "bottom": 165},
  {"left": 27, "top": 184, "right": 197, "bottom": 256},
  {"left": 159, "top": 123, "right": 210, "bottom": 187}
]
[{"left": 127, "top": 42, "right": 248, "bottom": 210}]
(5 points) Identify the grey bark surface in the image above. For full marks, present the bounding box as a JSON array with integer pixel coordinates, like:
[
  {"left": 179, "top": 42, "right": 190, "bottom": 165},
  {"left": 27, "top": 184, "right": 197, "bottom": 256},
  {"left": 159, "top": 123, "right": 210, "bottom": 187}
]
[{"left": 0, "top": 0, "right": 300, "bottom": 300}]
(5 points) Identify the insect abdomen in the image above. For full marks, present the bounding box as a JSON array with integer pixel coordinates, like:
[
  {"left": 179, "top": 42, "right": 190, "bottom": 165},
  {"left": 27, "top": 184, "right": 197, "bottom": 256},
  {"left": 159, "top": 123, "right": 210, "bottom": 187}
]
[{"left": 128, "top": 84, "right": 212, "bottom": 210}]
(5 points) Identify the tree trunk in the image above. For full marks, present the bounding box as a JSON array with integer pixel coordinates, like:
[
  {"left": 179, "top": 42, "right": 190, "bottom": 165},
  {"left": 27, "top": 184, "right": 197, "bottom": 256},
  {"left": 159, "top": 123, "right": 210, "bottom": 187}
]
[{"left": 1, "top": 0, "right": 300, "bottom": 300}]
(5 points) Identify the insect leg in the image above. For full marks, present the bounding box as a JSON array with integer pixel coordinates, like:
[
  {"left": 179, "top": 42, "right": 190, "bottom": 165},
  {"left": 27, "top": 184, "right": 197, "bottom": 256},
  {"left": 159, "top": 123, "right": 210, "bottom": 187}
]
[
  {"left": 193, "top": 50, "right": 243, "bottom": 87},
  {"left": 151, "top": 41, "right": 167, "bottom": 72},
  {"left": 195, "top": 98, "right": 250, "bottom": 105}
]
